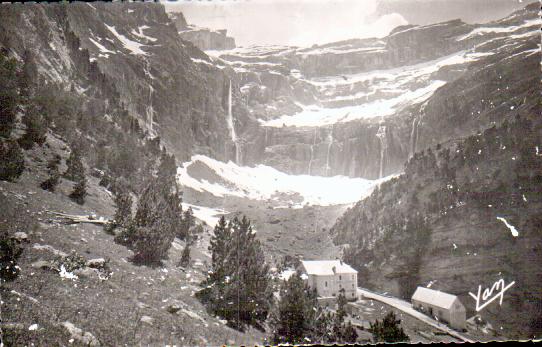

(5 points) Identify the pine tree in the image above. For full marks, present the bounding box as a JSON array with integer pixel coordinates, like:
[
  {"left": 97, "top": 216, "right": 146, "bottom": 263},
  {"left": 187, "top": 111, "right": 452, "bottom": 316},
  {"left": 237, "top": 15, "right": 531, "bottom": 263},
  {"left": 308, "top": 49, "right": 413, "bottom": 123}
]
[
  {"left": 336, "top": 291, "right": 348, "bottom": 321},
  {"left": 113, "top": 185, "right": 132, "bottom": 228},
  {"left": 208, "top": 216, "right": 231, "bottom": 283},
  {"left": 369, "top": 311, "right": 409, "bottom": 343},
  {"left": 116, "top": 171, "right": 182, "bottom": 265},
  {"left": 342, "top": 321, "right": 358, "bottom": 343},
  {"left": 0, "top": 50, "right": 19, "bottom": 138},
  {"left": 18, "top": 50, "right": 38, "bottom": 100},
  {"left": 271, "top": 272, "right": 319, "bottom": 344},
  {"left": 198, "top": 215, "right": 272, "bottom": 331},
  {"left": 40, "top": 154, "right": 61, "bottom": 192},
  {"left": 18, "top": 102, "right": 47, "bottom": 150},
  {"left": 179, "top": 207, "right": 195, "bottom": 239},
  {"left": 64, "top": 149, "right": 84, "bottom": 181},
  {"left": 0, "top": 140, "right": 25, "bottom": 181},
  {"left": 223, "top": 216, "right": 272, "bottom": 330},
  {"left": 69, "top": 176, "right": 87, "bottom": 205},
  {"left": 179, "top": 242, "right": 190, "bottom": 268}
]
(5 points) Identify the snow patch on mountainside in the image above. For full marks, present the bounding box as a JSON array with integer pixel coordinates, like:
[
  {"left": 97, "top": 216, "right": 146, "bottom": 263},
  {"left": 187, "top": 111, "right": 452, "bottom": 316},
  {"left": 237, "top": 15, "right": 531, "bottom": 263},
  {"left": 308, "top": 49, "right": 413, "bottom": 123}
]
[
  {"left": 177, "top": 155, "right": 391, "bottom": 206},
  {"left": 105, "top": 24, "right": 148, "bottom": 55},
  {"left": 182, "top": 203, "right": 227, "bottom": 227},
  {"left": 262, "top": 80, "right": 446, "bottom": 127},
  {"left": 457, "top": 18, "right": 541, "bottom": 41},
  {"left": 260, "top": 50, "right": 493, "bottom": 127}
]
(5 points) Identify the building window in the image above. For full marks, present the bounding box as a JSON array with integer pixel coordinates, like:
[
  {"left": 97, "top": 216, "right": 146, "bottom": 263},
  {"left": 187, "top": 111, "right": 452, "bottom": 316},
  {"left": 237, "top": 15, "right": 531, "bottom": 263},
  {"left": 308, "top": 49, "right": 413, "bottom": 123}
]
[
  {"left": 339, "top": 275, "right": 342, "bottom": 280},
  {"left": 352, "top": 293, "right": 355, "bottom": 297},
  {"left": 325, "top": 281, "right": 327, "bottom": 287},
  {"left": 352, "top": 283, "right": 354, "bottom": 288}
]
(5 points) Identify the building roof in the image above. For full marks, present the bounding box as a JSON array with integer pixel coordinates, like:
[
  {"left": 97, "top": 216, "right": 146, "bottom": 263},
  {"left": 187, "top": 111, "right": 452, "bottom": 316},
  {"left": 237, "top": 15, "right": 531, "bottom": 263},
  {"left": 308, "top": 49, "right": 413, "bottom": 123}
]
[
  {"left": 301, "top": 260, "right": 358, "bottom": 276},
  {"left": 411, "top": 287, "right": 459, "bottom": 310}
]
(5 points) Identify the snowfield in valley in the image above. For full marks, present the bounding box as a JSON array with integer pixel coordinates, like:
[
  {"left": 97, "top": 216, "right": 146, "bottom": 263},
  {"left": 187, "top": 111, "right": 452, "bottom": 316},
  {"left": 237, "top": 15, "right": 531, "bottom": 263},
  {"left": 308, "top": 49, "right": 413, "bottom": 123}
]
[{"left": 177, "top": 155, "right": 393, "bottom": 207}]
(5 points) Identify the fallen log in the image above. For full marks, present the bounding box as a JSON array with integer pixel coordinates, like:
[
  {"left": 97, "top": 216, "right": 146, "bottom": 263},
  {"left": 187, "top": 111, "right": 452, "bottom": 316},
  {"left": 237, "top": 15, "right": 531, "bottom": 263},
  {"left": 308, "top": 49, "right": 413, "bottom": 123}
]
[{"left": 45, "top": 210, "right": 110, "bottom": 225}]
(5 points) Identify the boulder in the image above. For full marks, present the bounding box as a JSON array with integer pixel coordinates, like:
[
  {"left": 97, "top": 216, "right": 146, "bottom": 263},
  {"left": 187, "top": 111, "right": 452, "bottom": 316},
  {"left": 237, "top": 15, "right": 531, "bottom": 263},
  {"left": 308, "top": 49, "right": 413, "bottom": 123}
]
[
  {"left": 140, "top": 315, "right": 154, "bottom": 325},
  {"left": 166, "top": 304, "right": 182, "bottom": 314},
  {"left": 86, "top": 258, "right": 107, "bottom": 269},
  {"left": 12, "top": 232, "right": 28, "bottom": 242},
  {"left": 31, "top": 260, "right": 54, "bottom": 270},
  {"left": 61, "top": 321, "right": 100, "bottom": 347}
]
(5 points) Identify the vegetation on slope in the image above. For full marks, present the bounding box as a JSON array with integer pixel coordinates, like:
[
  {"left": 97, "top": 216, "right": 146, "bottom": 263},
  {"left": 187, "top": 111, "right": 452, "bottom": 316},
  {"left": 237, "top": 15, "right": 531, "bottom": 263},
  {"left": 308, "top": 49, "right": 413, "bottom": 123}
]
[{"left": 334, "top": 114, "right": 542, "bottom": 336}]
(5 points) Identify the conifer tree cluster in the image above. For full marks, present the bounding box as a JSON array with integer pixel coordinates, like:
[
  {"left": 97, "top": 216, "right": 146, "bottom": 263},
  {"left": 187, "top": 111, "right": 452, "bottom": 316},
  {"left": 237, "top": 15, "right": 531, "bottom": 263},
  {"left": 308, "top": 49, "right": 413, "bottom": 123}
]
[
  {"left": 179, "top": 240, "right": 191, "bottom": 268},
  {"left": 40, "top": 154, "right": 61, "bottom": 192},
  {"left": 0, "top": 50, "right": 25, "bottom": 182},
  {"left": 114, "top": 152, "right": 183, "bottom": 265},
  {"left": 18, "top": 50, "right": 47, "bottom": 150},
  {"left": 369, "top": 311, "right": 409, "bottom": 343},
  {"left": 197, "top": 215, "right": 272, "bottom": 331},
  {"left": 65, "top": 149, "right": 87, "bottom": 204},
  {"left": 0, "top": 49, "right": 19, "bottom": 139},
  {"left": 112, "top": 183, "right": 133, "bottom": 228},
  {"left": 271, "top": 272, "right": 319, "bottom": 344},
  {"left": 271, "top": 276, "right": 358, "bottom": 344},
  {"left": 0, "top": 139, "right": 24, "bottom": 182},
  {"left": 179, "top": 207, "right": 195, "bottom": 240}
]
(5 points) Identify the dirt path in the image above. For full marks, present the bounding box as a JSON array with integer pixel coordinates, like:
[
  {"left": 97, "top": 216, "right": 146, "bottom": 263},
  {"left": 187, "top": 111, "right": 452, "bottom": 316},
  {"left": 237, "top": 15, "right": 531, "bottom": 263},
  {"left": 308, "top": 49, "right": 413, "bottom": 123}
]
[{"left": 357, "top": 288, "right": 474, "bottom": 343}]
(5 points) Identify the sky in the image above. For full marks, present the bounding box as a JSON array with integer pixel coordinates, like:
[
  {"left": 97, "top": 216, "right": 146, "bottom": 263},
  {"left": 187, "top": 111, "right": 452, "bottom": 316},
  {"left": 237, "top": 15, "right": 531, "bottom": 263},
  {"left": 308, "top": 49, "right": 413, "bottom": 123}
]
[{"left": 163, "top": 0, "right": 530, "bottom": 47}]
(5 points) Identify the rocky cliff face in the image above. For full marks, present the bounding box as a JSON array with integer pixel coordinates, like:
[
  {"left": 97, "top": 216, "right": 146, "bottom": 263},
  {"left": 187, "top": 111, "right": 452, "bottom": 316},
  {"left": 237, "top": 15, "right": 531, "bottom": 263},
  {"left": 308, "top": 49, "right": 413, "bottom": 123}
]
[
  {"left": 206, "top": 3, "right": 540, "bottom": 179},
  {"left": 326, "top": 3, "right": 541, "bottom": 338},
  {"left": 169, "top": 11, "right": 235, "bottom": 51},
  {"left": 0, "top": 2, "right": 249, "bottom": 165},
  {"left": 331, "top": 113, "right": 542, "bottom": 338},
  {"left": 179, "top": 28, "right": 235, "bottom": 51}
]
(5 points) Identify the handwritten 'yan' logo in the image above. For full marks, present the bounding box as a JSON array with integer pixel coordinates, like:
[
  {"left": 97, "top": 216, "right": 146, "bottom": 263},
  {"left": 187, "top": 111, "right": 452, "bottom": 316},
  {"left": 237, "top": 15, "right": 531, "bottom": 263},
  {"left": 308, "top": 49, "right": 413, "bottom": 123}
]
[{"left": 469, "top": 279, "right": 515, "bottom": 312}]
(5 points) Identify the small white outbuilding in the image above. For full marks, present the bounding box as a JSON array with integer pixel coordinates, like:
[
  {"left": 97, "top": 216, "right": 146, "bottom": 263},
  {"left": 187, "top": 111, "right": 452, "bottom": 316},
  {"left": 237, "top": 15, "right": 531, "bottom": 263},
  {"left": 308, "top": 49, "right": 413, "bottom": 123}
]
[
  {"left": 301, "top": 260, "right": 358, "bottom": 301},
  {"left": 411, "top": 286, "right": 466, "bottom": 330}
]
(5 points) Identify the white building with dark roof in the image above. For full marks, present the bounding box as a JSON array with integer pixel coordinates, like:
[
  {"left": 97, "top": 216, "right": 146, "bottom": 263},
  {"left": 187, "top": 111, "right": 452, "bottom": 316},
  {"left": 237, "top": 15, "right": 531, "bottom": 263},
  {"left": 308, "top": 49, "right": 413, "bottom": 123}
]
[
  {"left": 300, "top": 260, "right": 358, "bottom": 301},
  {"left": 411, "top": 287, "right": 466, "bottom": 330}
]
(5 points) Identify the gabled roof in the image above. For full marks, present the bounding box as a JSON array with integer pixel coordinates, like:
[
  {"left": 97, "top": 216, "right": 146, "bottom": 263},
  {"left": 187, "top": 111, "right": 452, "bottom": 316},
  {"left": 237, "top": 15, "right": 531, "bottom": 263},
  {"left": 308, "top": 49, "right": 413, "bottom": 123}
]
[
  {"left": 301, "top": 260, "right": 358, "bottom": 276},
  {"left": 412, "top": 287, "right": 459, "bottom": 310}
]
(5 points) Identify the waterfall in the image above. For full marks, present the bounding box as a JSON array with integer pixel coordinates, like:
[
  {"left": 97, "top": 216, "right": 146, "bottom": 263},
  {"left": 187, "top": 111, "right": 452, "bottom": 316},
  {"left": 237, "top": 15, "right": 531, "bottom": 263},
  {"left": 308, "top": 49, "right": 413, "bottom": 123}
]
[
  {"left": 325, "top": 125, "right": 334, "bottom": 177},
  {"left": 409, "top": 116, "right": 418, "bottom": 158},
  {"left": 307, "top": 129, "right": 317, "bottom": 175},
  {"left": 226, "top": 79, "right": 240, "bottom": 163},
  {"left": 411, "top": 102, "right": 428, "bottom": 158},
  {"left": 235, "top": 142, "right": 242, "bottom": 165},
  {"left": 376, "top": 125, "right": 387, "bottom": 179},
  {"left": 146, "top": 84, "right": 155, "bottom": 136}
]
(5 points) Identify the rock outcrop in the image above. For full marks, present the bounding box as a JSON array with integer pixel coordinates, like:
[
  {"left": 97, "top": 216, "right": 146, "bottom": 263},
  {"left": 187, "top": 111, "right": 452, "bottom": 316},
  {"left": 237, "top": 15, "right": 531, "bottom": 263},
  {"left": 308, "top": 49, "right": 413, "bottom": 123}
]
[{"left": 179, "top": 27, "right": 235, "bottom": 51}]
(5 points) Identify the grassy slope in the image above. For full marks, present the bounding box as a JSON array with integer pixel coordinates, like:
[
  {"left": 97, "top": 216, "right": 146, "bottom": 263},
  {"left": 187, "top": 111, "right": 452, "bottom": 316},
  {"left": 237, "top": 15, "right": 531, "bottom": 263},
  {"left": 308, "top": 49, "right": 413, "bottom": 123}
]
[{"left": 1, "top": 132, "right": 266, "bottom": 346}]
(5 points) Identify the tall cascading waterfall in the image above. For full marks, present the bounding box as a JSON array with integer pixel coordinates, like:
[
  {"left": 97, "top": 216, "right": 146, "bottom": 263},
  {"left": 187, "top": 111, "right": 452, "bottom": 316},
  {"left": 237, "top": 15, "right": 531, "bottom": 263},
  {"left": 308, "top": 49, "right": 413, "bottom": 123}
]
[
  {"left": 143, "top": 59, "right": 156, "bottom": 137},
  {"left": 409, "top": 115, "right": 419, "bottom": 159},
  {"left": 376, "top": 125, "right": 387, "bottom": 179},
  {"left": 410, "top": 102, "right": 428, "bottom": 158},
  {"left": 226, "top": 79, "right": 241, "bottom": 164},
  {"left": 307, "top": 128, "right": 317, "bottom": 175},
  {"left": 325, "top": 125, "right": 334, "bottom": 177},
  {"left": 146, "top": 84, "right": 155, "bottom": 136}
]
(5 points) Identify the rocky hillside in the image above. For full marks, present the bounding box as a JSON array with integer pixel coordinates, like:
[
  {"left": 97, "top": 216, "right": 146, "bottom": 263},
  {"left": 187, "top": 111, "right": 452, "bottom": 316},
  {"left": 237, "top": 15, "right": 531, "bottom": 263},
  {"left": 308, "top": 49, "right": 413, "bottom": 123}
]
[
  {"left": 332, "top": 114, "right": 541, "bottom": 339},
  {"left": 0, "top": 2, "right": 251, "bottom": 164},
  {"left": 0, "top": 132, "right": 266, "bottom": 346},
  {"left": 205, "top": 2, "right": 539, "bottom": 179}
]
